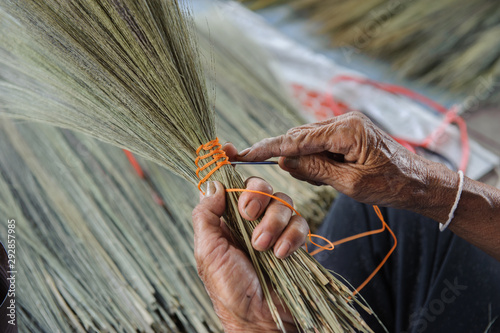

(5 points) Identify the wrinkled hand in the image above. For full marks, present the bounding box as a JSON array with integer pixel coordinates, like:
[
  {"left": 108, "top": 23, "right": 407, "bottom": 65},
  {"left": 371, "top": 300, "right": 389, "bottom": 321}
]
[
  {"left": 192, "top": 148, "right": 308, "bottom": 332},
  {"left": 237, "top": 112, "right": 454, "bottom": 215}
]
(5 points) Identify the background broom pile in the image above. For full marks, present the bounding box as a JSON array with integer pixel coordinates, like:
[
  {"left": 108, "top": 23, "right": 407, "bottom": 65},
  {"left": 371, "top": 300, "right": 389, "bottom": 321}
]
[
  {"left": 0, "top": 1, "right": 372, "bottom": 331},
  {"left": 244, "top": 0, "right": 500, "bottom": 106},
  {"left": 0, "top": 121, "right": 221, "bottom": 332}
]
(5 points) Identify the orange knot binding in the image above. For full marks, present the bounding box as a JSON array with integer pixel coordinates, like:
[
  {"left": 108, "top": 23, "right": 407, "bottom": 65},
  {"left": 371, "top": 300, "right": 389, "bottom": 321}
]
[{"left": 195, "top": 138, "right": 231, "bottom": 194}]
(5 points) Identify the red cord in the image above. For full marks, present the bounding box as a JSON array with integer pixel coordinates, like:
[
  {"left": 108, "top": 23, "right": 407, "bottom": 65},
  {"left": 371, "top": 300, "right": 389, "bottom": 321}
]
[
  {"left": 123, "top": 149, "right": 145, "bottom": 178},
  {"left": 318, "top": 75, "right": 470, "bottom": 172}
]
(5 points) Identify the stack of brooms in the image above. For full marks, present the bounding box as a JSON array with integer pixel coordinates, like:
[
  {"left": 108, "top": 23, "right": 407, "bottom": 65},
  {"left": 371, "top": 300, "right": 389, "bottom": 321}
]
[
  {"left": 244, "top": 0, "right": 500, "bottom": 107},
  {"left": 0, "top": 1, "right": 374, "bottom": 332}
]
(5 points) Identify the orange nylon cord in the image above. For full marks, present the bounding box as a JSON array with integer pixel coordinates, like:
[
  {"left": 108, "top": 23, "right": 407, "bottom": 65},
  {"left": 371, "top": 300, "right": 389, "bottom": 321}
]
[
  {"left": 226, "top": 189, "right": 336, "bottom": 253},
  {"left": 353, "top": 205, "right": 397, "bottom": 296},
  {"left": 195, "top": 138, "right": 231, "bottom": 194},
  {"left": 195, "top": 138, "right": 397, "bottom": 297},
  {"left": 226, "top": 189, "right": 301, "bottom": 216},
  {"left": 308, "top": 205, "right": 397, "bottom": 296},
  {"left": 309, "top": 215, "right": 386, "bottom": 256}
]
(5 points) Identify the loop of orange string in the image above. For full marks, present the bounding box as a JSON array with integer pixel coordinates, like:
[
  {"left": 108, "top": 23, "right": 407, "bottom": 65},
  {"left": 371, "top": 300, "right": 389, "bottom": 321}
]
[
  {"left": 193, "top": 138, "right": 397, "bottom": 296},
  {"left": 355, "top": 206, "right": 396, "bottom": 296},
  {"left": 226, "top": 189, "right": 335, "bottom": 253},
  {"left": 195, "top": 137, "right": 231, "bottom": 194}
]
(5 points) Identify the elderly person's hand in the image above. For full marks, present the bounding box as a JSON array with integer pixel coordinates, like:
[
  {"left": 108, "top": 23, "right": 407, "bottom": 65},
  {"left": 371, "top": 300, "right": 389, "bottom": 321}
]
[
  {"left": 236, "top": 112, "right": 500, "bottom": 261},
  {"left": 192, "top": 145, "right": 308, "bottom": 332},
  {"left": 237, "top": 111, "right": 458, "bottom": 222},
  {"left": 192, "top": 113, "right": 500, "bottom": 333}
]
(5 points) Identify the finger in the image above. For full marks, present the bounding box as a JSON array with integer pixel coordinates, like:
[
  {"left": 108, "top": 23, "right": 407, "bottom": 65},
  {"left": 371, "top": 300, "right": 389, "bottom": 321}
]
[
  {"left": 280, "top": 154, "right": 344, "bottom": 186},
  {"left": 237, "top": 113, "right": 363, "bottom": 162},
  {"left": 284, "top": 154, "right": 361, "bottom": 196},
  {"left": 285, "top": 171, "right": 325, "bottom": 186},
  {"left": 192, "top": 181, "right": 226, "bottom": 253},
  {"left": 222, "top": 142, "right": 239, "bottom": 162},
  {"left": 252, "top": 192, "right": 293, "bottom": 251},
  {"left": 274, "top": 215, "right": 309, "bottom": 259},
  {"left": 238, "top": 177, "right": 273, "bottom": 221},
  {"left": 236, "top": 120, "right": 332, "bottom": 161},
  {"left": 237, "top": 130, "right": 326, "bottom": 162}
]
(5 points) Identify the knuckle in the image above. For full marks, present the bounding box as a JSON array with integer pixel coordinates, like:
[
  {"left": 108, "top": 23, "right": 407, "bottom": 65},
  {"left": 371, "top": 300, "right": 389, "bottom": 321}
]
[
  {"left": 245, "top": 176, "right": 273, "bottom": 193},
  {"left": 350, "top": 115, "right": 364, "bottom": 129},
  {"left": 272, "top": 192, "right": 293, "bottom": 206},
  {"left": 292, "top": 218, "right": 309, "bottom": 238},
  {"left": 350, "top": 110, "right": 368, "bottom": 121},
  {"left": 245, "top": 176, "right": 261, "bottom": 186},
  {"left": 285, "top": 127, "right": 300, "bottom": 137},
  {"left": 262, "top": 214, "right": 287, "bottom": 233},
  {"left": 349, "top": 111, "right": 374, "bottom": 131},
  {"left": 283, "top": 128, "right": 304, "bottom": 148},
  {"left": 191, "top": 208, "right": 204, "bottom": 224}
]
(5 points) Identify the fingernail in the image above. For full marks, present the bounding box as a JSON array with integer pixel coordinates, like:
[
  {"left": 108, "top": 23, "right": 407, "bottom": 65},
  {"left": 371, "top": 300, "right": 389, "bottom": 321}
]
[
  {"left": 238, "top": 147, "right": 251, "bottom": 156},
  {"left": 284, "top": 156, "right": 299, "bottom": 169},
  {"left": 254, "top": 232, "right": 272, "bottom": 250},
  {"left": 244, "top": 200, "right": 262, "bottom": 219},
  {"left": 206, "top": 181, "right": 216, "bottom": 196},
  {"left": 275, "top": 242, "right": 291, "bottom": 259}
]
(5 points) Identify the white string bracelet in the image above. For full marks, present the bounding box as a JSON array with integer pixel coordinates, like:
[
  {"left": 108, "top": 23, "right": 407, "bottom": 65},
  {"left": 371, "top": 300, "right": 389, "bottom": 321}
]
[{"left": 439, "top": 170, "right": 465, "bottom": 232}]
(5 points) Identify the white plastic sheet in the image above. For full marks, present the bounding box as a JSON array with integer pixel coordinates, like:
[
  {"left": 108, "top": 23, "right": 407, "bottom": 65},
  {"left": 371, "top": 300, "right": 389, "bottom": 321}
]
[{"left": 203, "top": 2, "right": 500, "bottom": 180}]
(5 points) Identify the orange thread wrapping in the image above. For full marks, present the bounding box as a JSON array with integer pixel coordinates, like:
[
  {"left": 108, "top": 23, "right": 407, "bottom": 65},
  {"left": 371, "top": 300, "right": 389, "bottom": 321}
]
[
  {"left": 127, "top": 140, "right": 396, "bottom": 296},
  {"left": 195, "top": 138, "right": 231, "bottom": 194},
  {"left": 194, "top": 139, "right": 336, "bottom": 253}
]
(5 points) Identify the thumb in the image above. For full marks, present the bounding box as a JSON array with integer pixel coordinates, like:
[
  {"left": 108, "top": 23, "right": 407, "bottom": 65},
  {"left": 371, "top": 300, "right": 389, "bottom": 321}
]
[{"left": 192, "top": 181, "right": 227, "bottom": 254}]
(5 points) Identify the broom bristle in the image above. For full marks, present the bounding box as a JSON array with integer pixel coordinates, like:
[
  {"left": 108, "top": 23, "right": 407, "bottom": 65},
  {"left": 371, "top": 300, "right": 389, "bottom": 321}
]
[
  {"left": 0, "top": 0, "right": 371, "bottom": 331},
  {"left": 0, "top": 119, "right": 223, "bottom": 332},
  {"left": 1, "top": 0, "right": 212, "bottom": 182}
]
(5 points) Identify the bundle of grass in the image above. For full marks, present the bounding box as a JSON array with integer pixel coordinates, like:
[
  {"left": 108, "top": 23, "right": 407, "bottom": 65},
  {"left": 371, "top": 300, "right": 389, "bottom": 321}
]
[
  {"left": 0, "top": 0, "right": 369, "bottom": 331},
  {"left": 0, "top": 120, "right": 221, "bottom": 332},
  {"left": 243, "top": 0, "right": 500, "bottom": 104},
  {"left": 194, "top": 14, "right": 335, "bottom": 228}
]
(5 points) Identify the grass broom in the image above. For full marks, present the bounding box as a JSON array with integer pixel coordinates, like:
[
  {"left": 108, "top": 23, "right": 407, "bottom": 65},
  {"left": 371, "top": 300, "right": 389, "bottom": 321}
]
[
  {"left": 0, "top": 8, "right": 337, "bottom": 331},
  {"left": 193, "top": 13, "right": 335, "bottom": 228},
  {"left": 0, "top": 0, "right": 371, "bottom": 331}
]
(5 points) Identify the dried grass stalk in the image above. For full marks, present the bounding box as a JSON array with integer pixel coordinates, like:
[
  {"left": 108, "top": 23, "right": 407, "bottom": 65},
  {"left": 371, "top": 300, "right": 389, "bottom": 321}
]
[
  {"left": 0, "top": 0, "right": 370, "bottom": 331},
  {"left": 0, "top": 120, "right": 221, "bottom": 332},
  {"left": 242, "top": 0, "right": 500, "bottom": 102},
  {"left": 194, "top": 14, "right": 335, "bottom": 228}
]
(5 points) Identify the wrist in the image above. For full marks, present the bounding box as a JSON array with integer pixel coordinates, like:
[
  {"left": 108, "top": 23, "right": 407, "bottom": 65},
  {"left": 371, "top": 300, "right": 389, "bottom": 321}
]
[{"left": 401, "top": 156, "right": 459, "bottom": 223}]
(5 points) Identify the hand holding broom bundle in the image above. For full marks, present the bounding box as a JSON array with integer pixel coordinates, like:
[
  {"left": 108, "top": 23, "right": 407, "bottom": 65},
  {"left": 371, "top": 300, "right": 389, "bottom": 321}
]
[{"left": 0, "top": 0, "right": 372, "bottom": 331}]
